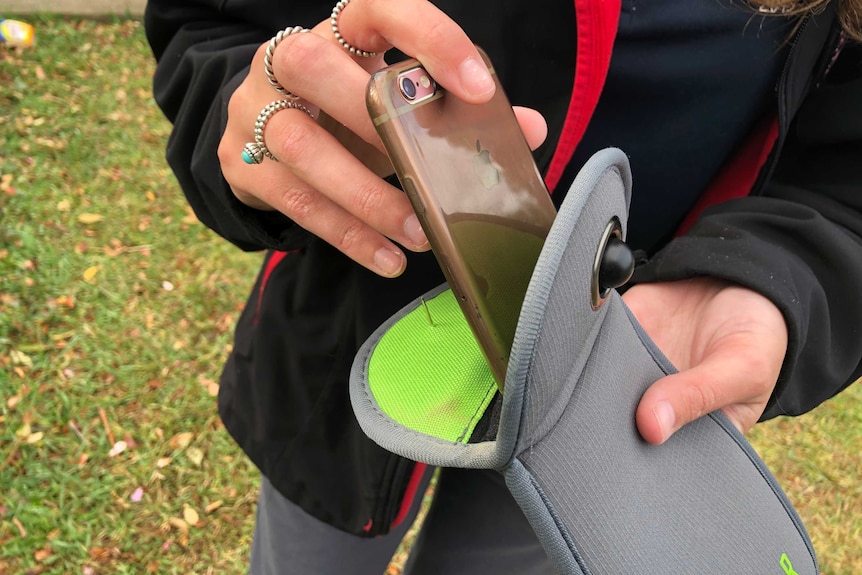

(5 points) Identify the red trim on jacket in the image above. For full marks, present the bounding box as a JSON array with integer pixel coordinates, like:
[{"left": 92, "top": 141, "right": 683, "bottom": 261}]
[
  {"left": 675, "top": 116, "right": 780, "bottom": 236},
  {"left": 254, "top": 250, "right": 295, "bottom": 324},
  {"left": 390, "top": 462, "right": 428, "bottom": 530},
  {"left": 545, "top": 0, "right": 621, "bottom": 194}
]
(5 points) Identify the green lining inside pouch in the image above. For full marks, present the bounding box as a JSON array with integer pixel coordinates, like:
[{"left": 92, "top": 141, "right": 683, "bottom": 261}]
[{"left": 367, "top": 289, "right": 498, "bottom": 443}]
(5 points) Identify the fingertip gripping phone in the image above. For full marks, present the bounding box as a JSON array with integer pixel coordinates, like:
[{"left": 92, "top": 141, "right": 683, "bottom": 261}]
[{"left": 367, "top": 49, "right": 557, "bottom": 390}]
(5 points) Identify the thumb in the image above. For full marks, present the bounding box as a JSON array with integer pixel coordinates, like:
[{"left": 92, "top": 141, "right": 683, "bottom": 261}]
[{"left": 635, "top": 344, "right": 774, "bottom": 445}]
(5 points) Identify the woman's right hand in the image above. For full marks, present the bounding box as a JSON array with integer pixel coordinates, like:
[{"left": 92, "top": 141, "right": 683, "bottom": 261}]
[{"left": 217, "top": 0, "right": 547, "bottom": 277}]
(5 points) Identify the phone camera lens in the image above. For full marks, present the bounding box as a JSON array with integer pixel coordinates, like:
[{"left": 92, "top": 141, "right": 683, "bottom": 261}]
[{"left": 400, "top": 77, "right": 417, "bottom": 100}]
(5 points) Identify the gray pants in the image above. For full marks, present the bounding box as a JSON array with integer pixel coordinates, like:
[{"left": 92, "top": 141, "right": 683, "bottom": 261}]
[{"left": 249, "top": 467, "right": 555, "bottom": 574}]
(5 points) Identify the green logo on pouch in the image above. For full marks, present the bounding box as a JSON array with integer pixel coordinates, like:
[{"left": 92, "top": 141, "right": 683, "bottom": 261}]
[{"left": 780, "top": 553, "right": 799, "bottom": 575}]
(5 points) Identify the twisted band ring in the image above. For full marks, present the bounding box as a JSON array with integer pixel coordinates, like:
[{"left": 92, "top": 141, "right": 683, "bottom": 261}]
[
  {"left": 330, "top": 0, "right": 378, "bottom": 58},
  {"left": 242, "top": 100, "right": 316, "bottom": 165},
  {"left": 264, "top": 26, "right": 309, "bottom": 99}
]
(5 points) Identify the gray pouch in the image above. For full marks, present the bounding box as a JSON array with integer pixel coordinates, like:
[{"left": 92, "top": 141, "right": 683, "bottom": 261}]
[{"left": 350, "top": 148, "right": 817, "bottom": 574}]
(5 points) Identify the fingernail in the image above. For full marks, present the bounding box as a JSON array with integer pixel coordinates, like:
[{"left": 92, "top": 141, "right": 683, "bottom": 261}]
[
  {"left": 654, "top": 401, "right": 676, "bottom": 443},
  {"left": 459, "top": 57, "right": 495, "bottom": 99},
  {"left": 404, "top": 215, "right": 427, "bottom": 248},
  {"left": 374, "top": 247, "right": 404, "bottom": 277}
]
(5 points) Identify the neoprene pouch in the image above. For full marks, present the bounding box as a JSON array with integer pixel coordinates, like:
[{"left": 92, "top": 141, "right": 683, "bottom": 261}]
[{"left": 349, "top": 148, "right": 818, "bottom": 574}]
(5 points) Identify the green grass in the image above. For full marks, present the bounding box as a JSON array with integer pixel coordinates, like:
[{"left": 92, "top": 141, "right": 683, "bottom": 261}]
[{"left": 0, "top": 15, "right": 860, "bottom": 575}]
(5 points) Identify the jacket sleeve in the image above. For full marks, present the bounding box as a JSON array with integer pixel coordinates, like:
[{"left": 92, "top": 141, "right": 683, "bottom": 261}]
[
  {"left": 633, "top": 44, "right": 862, "bottom": 420},
  {"left": 144, "top": 0, "right": 330, "bottom": 251}
]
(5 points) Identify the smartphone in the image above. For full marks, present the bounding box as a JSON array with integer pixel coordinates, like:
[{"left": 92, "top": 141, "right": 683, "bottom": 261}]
[{"left": 367, "top": 49, "right": 557, "bottom": 390}]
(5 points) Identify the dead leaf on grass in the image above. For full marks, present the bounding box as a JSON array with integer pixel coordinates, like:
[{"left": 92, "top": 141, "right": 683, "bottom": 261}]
[
  {"left": 156, "top": 457, "right": 171, "bottom": 468},
  {"left": 15, "top": 422, "right": 32, "bottom": 440},
  {"left": 167, "top": 517, "right": 189, "bottom": 533},
  {"left": 77, "top": 213, "right": 104, "bottom": 225},
  {"left": 33, "top": 545, "right": 52, "bottom": 562},
  {"left": 12, "top": 517, "right": 26, "bottom": 537},
  {"left": 169, "top": 432, "right": 193, "bottom": 450},
  {"left": 9, "top": 350, "right": 32, "bottom": 367},
  {"left": 199, "top": 376, "right": 219, "bottom": 397},
  {"left": 83, "top": 266, "right": 100, "bottom": 283},
  {"left": 186, "top": 447, "right": 204, "bottom": 467},
  {"left": 55, "top": 295, "right": 75, "bottom": 309},
  {"left": 204, "top": 500, "right": 223, "bottom": 514},
  {"left": 26, "top": 431, "right": 44, "bottom": 444},
  {"left": 108, "top": 440, "right": 127, "bottom": 457},
  {"left": 182, "top": 504, "right": 200, "bottom": 526}
]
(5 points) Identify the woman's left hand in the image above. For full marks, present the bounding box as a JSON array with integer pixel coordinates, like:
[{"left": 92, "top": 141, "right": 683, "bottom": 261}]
[{"left": 623, "top": 277, "right": 788, "bottom": 444}]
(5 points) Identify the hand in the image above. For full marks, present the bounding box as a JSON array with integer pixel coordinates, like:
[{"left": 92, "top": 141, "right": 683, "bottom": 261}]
[
  {"left": 217, "top": 0, "right": 548, "bottom": 277},
  {"left": 622, "top": 277, "right": 788, "bottom": 444}
]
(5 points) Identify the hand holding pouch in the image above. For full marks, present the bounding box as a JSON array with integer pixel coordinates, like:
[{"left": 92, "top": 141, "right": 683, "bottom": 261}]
[{"left": 350, "top": 148, "right": 817, "bottom": 574}]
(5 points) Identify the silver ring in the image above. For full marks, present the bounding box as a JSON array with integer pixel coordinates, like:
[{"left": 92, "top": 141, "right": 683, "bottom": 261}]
[
  {"left": 242, "top": 100, "right": 316, "bottom": 164},
  {"left": 330, "top": 0, "right": 378, "bottom": 58},
  {"left": 264, "top": 26, "right": 309, "bottom": 99}
]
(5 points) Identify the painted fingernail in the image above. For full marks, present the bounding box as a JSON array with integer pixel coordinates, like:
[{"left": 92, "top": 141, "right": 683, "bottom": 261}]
[
  {"left": 404, "top": 215, "right": 427, "bottom": 248},
  {"left": 374, "top": 247, "right": 404, "bottom": 277},
  {"left": 459, "top": 57, "right": 495, "bottom": 99},
  {"left": 654, "top": 401, "right": 676, "bottom": 443}
]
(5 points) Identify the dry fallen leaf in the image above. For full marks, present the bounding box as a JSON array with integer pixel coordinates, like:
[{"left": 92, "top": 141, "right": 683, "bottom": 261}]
[
  {"left": 6, "top": 396, "right": 21, "bottom": 410},
  {"left": 186, "top": 447, "right": 204, "bottom": 467},
  {"left": 26, "top": 431, "right": 44, "bottom": 444},
  {"left": 83, "top": 266, "right": 100, "bottom": 283},
  {"left": 199, "top": 377, "right": 219, "bottom": 397},
  {"left": 57, "top": 199, "right": 71, "bottom": 211},
  {"left": 156, "top": 457, "right": 171, "bottom": 469},
  {"left": 168, "top": 517, "right": 189, "bottom": 533},
  {"left": 33, "top": 546, "right": 52, "bottom": 562},
  {"left": 12, "top": 517, "right": 26, "bottom": 537},
  {"left": 9, "top": 350, "right": 32, "bottom": 367},
  {"left": 182, "top": 504, "right": 200, "bottom": 526},
  {"left": 55, "top": 295, "right": 75, "bottom": 309},
  {"left": 204, "top": 500, "right": 223, "bottom": 514},
  {"left": 15, "top": 423, "right": 32, "bottom": 440},
  {"left": 169, "top": 432, "right": 193, "bottom": 450},
  {"left": 77, "top": 213, "right": 104, "bottom": 224},
  {"left": 108, "top": 440, "right": 127, "bottom": 457}
]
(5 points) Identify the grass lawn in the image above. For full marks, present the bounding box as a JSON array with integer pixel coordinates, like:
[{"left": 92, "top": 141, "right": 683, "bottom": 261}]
[{"left": 1, "top": 15, "right": 860, "bottom": 575}]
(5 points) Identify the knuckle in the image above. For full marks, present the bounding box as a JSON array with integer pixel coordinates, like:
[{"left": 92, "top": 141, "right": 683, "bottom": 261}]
[
  {"left": 420, "top": 19, "right": 457, "bottom": 51},
  {"left": 279, "top": 32, "right": 322, "bottom": 80},
  {"left": 274, "top": 119, "right": 316, "bottom": 166},
  {"left": 336, "top": 219, "right": 367, "bottom": 253},
  {"left": 350, "top": 180, "right": 387, "bottom": 221},
  {"left": 685, "top": 383, "right": 716, "bottom": 421},
  {"left": 279, "top": 185, "right": 318, "bottom": 222}
]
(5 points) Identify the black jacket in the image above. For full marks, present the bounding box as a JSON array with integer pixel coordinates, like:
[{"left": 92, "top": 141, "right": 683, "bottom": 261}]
[{"left": 145, "top": 0, "right": 862, "bottom": 537}]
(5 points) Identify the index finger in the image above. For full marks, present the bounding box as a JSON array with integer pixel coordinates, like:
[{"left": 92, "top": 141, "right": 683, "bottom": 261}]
[{"left": 332, "top": 0, "right": 496, "bottom": 102}]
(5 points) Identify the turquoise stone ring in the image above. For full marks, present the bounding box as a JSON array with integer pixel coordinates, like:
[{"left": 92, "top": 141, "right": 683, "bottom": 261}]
[{"left": 242, "top": 142, "right": 264, "bottom": 165}]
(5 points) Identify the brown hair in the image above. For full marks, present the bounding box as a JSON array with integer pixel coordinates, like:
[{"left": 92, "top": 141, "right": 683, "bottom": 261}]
[{"left": 749, "top": 0, "right": 862, "bottom": 40}]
